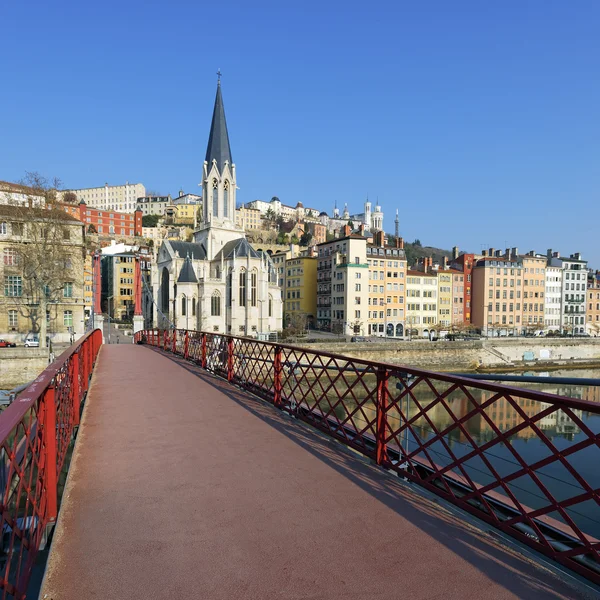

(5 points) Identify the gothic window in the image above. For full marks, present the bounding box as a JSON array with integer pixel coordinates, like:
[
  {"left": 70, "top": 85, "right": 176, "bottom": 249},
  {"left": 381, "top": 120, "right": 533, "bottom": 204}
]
[
  {"left": 227, "top": 271, "right": 232, "bottom": 307},
  {"left": 223, "top": 181, "right": 229, "bottom": 218},
  {"left": 251, "top": 270, "right": 257, "bottom": 307},
  {"left": 239, "top": 270, "right": 247, "bottom": 307},
  {"left": 212, "top": 179, "right": 218, "bottom": 216},
  {"left": 211, "top": 292, "right": 221, "bottom": 316},
  {"left": 181, "top": 296, "right": 186, "bottom": 316},
  {"left": 192, "top": 297, "right": 196, "bottom": 316},
  {"left": 268, "top": 294, "right": 273, "bottom": 317}
]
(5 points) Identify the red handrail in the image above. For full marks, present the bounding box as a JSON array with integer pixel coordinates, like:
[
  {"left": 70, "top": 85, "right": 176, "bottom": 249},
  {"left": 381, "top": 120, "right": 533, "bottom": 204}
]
[{"left": 0, "top": 328, "right": 103, "bottom": 598}]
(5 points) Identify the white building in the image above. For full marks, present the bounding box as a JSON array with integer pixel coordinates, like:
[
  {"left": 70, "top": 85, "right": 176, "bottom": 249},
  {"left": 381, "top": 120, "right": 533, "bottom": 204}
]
[
  {"left": 316, "top": 233, "right": 369, "bottom": 335},
  {"left": 152, "top": 79, "right": 282, "bottom": 336},
  {"left": 548, "top": 250, "right": 588, "bottom": 335},
  {"left": 544, "top": 265, "right": 563, "bottom": 331},
  {"left": 245, "top": 197, "right": 321, "bottom": 222},
  {"left": 0, "top": 180, "right": 46, "bottom": 207},
  {"left": 406, "top": 270, "right": 438, "bottom": 338},
  {"left": 62, "top": 182, "right": 146, "bottom": 213},
  {"left": 136, "top": 195, "right": 172, "bottom": 216}
]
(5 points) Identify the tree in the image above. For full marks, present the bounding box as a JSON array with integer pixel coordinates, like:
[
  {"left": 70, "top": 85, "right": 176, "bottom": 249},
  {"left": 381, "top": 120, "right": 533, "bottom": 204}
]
[
  {"left": 348, "top": 220, "right": 354, "bottom": 229},
  {"left": 263, "top": 207, "right": 277, "bottom": 228},
  {"left": 87, "top": 224, "right": 98, "bottom": 234},
  {"left": 142, "top": 214, "right": 161, "bottom": 227},
  {"left": 413, "top": 239, "right": 422, "bottom": 247},
  {"left": 63, "top": 191, "right": 78, "bottom": 204},
  {"left": 2, "top": 172, "right": 85, "bottom": 348},
  {"left": 290, "top": 234, "right": 299, "bottom": 244},
  {"left": 299, "top": 232, "right": 312, "bottom": 246}
]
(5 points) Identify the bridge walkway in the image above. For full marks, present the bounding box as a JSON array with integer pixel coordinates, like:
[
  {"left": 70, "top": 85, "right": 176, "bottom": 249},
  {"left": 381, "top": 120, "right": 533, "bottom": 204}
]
[{"left": 41, "top": 345, "right": 589, "bottom": 599}]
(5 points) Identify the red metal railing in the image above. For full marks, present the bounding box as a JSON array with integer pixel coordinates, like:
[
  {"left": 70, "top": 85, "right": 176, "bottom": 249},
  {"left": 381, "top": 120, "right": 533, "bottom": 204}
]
[
  {"left": 136, "top": 329, "right": 600, "bottom": 585},
  {"left": 0, "top": 329, "right": 102, "bottom": 599}
]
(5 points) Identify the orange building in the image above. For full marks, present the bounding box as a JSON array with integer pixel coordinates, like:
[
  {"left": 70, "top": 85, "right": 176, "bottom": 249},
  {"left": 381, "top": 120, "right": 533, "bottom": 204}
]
[
  {"left": 60, "top": 201, "right": 142, "bottom": 237},
  {"left": 587, "top": 272, "right": 600, "bottom": 336}
]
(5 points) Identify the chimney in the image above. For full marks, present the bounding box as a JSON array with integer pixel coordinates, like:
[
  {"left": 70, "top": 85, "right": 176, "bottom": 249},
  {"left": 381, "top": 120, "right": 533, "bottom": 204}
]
[
  {"left": 505, "top": 248, "right": 510, "bottom": 258},
  {"left": 553, "top": 251, "right": 560, "bottom": 258},
  {"left": 489, "top": 248, "right": 495, "bottom": 257},
  {"left": 495, "top": 250, "right": 501, "bottom": 257},
  {"left": 397, "top": 236, "right": 404, "bottom": 249},
  {"left": 359, "top": 223, "right": 365, "bottom": 235},
  {"left": 511, "top": 247, "right": 518, "bottom": 259},
  {"left": 528, "top": 250, "right": 535, "bottom": 257},
  {"left": 452, "top": 246, "right": 459, "bottom": 260},
  {"left": 342, "top": 224, "right": 351, "bottom": 237},
  {"left": 547, "top": 248, "right": 553, "bottom": 260},
  {"left": 482, "top": 250, "right": 487, "bottom": 257},
  {"left": 574, "top": 252, "right": 582, "bottom": 260},
  {"left": 442, "top": 256, "right": 449, "bottom": 269},
  {"left": 375, "top": 231, "right": 385, "bottom": 247}
]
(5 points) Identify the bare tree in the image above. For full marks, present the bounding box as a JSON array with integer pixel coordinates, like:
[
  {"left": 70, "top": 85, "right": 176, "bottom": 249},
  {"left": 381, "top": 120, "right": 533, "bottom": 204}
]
[{"left": 1, "top": 173, "right": 85, "bottom": 348}]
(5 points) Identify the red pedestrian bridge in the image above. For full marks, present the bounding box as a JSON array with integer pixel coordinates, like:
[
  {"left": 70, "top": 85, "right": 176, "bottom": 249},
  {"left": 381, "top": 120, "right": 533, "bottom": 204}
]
[{"left": 1, "top": 329, "right": 600, "bottom": 599}]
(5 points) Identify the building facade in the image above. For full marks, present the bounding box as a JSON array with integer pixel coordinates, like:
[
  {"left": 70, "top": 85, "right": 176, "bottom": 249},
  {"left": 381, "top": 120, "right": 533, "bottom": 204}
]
[
  {"left": 236, "top": 206, "right": 263, "bottom": 231},
  {"left": 61, "top": 182, "right": 146, "bottom": 213},
  {"left": 366, "top": 232, "right": 406, "bottom": 337},
  {"left": 587, "top": 271, "right": 600, "bottom": 336},
  {"left": 316, "top": 233, "right": 368, "bottom": 334},
  {"left": 60, "top": 201, "right": 143, "bottom": 236},
  {"left": 136, "top": 196, "right": 172, "bottom": 216},
  {"left": 548, "top": 251, "right": 588, "bottom": 335},
  {"left": 283, "top": 254, "right": 317, "bottom": 329},
  {"left": 405, "top": 270, "right": 438, "bottom": 338},
  {"left": 450, "top": 250, "right": 475, "bottom": 324},
  {"left": 521, "top": 252, "right": 547, "bottom": 332},
  {"left": 544, "top": 265, "right": 563, "bottom": 331},
  {"left": 0, "top": 204, "right": 86, "bottom": 343}
]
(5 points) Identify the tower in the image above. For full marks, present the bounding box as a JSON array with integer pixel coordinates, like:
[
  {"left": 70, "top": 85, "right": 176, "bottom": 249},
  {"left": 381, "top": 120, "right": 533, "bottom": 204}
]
[
  {"left": 333, "top": 201, "right": 340, "bottom": 219},
  {"left": 364, "top": 198, "right": 372, "bottom": 231},
  {"left": 342, "top": 203, "right": 349, "bottom": 220},
  {"left": 372, "top": 203, "right": 383, "bottom": 231},
  {"left": 395, "top": 209, "right": 399, "bottom": 239},
  {"left": 195, "top": 76, "right": 244, "bottom": 258}
]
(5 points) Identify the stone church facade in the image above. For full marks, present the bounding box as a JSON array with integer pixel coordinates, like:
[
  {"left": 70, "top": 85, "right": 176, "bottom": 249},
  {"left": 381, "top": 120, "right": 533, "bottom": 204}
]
[{"left": 151, "top": 80, "right": 283, "bottom": 335}]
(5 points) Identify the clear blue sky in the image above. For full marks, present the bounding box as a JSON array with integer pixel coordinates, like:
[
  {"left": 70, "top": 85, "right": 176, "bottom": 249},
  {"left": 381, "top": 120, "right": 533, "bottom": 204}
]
[{"left": 2, "top": 1, "right": 599, "bottom": 266}]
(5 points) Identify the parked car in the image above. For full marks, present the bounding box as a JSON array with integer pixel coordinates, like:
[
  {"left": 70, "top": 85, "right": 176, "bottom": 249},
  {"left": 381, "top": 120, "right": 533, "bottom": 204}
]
[
  {"left": 350, "top": 336, "right": 369, "bottom": 343},
  {"left": 24, "top": 335, "right": 40, "bottom": 348},
  {"left": 0, "top": 339, "right": 16, "bottom": 348}
]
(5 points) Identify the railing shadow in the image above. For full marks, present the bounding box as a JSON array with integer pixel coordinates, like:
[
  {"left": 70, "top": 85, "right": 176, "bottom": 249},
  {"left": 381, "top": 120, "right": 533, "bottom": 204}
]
[{"left": 149, "top": 347, "right": 589, "bottom": 600}]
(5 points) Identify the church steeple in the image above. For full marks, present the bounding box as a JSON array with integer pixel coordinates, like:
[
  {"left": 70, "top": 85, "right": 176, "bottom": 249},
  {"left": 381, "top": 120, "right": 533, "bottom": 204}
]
[{"left": 205, "top": 77, "right": 233, "bottom": 173}]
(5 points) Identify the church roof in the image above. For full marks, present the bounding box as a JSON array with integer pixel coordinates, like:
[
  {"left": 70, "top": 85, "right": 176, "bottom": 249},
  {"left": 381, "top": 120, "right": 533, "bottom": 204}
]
[
  {"left": 177, "top": 256, "right": 198, "bottom": 283},
  {"left": 216, "top": 237, "right": 261, "bottom": 261},
  {"left": 169, "top": 241, "right": 206, "bottom": 260},
  {"left": 205, "top": 81, "right": 233, "bottom": 173}
]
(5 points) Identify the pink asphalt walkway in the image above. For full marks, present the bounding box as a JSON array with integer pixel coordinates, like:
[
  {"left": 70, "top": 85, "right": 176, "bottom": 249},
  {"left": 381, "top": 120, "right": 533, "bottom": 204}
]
[{"left": 41, "top": 345, "right": 590, "bottom": 600}]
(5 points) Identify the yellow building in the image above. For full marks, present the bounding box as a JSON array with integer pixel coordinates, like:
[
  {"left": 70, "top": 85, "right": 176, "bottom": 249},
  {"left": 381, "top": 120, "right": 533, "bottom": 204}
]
[
  {"left": 406, "top": 269, "right": 438, "bottom": 338},
  {"left": 84, "top": 253, "right": 94, "bottom": 321},
  {"left": 367, "top": 232, "right": 407, "bottom": 337},
  {"left": 236, "top": 206, "right": 263, "bottom": 231},
  {"left": 521, "top": 252, "right": 547, "bottom": 332},
  {"left": 0, "top": 203, "right": 86, "bottom": 343},
  {"left": 436, "top": 270, "right": 453, "bottom": 328},
  {"left": 284, "top": 253, "right": 317, "bottom": 329}
]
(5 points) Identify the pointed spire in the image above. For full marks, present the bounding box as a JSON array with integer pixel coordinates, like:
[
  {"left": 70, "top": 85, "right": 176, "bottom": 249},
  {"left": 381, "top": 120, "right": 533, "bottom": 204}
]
[{"left": 205, "top": 77, "right": 233, "bottom": 173}]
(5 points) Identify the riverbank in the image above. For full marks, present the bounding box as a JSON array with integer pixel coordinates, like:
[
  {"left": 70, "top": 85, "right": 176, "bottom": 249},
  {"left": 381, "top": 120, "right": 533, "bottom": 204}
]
[
  {"left": 290, "top": 337, "right": 600, "bottom": 373},
  {"left": 0, "top": 347, "right": 50, "bottom": 389}
]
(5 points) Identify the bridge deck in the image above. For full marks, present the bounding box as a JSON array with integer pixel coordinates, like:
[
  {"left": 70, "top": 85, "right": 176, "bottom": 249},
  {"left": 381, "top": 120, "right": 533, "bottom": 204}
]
[{"left": 41, "top": 345, "right": 588, "bottom": 599}]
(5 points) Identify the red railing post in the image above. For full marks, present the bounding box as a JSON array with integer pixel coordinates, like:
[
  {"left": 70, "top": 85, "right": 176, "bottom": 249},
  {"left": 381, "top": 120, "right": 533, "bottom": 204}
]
[
  {"left": 273, "top": 345, "right": 282, "bottom": 407},
  {"left": 376, "top": 366, "right": 389, "bottom": 466},
  {"left": 43, "top": 386, "right": 58, "bottom": 525},
  {"left": 72, "top": 352, "right": 81, "bottom": 426},
  {"left": 184, "top": 331, "right": 189, "bottom": 360},
  {"left": 172, "top": 329, "right": 177, "bottom": 353},
  {"left": 227, "top": 338, "right": 234, "bottom": 382},
  {"left": 201, "top": 333, "right": 207, "bottom": 368}
]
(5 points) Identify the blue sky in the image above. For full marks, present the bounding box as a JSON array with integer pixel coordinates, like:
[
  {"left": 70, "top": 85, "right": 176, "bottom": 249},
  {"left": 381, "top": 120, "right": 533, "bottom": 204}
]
[{"left": 2, "top": 1, "right": 599, "bottom": 265}]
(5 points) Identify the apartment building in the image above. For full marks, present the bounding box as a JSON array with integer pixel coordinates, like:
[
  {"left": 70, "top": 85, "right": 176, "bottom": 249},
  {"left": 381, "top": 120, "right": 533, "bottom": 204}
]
[
  {"left": 587, "top": 272, "right": 600, "bottom": 335},
  {"left": 283, "top": 254, "right": 317, "bottom": 328},
  {"left": 136, "top": 196, "right": 172, "bottom": 216},
  {"left": 545, "top": 266, "right": 563, "bottom": 331},
  {"left": 471, "top": 251, "right": 524, "bottom": 336},
  {"left": 450, "top": 249, "right": 475, "bottom": 324},
  {"left": 521, "top": 252, "right": 547, "bottom": 331},
  {"left": 437, "top": 270, "right": 453, "bottom": 328},
  {"left": 366, "top": 232, "right": 407, "bottom": 337},
  {"left": 548, "top": 250, "right": 588, "bottom": 335},
  {"left": 449, "top": 270, "right": 465, "bottom": 324},
  {"left": 61, "top": 182, "right": 146, "bottom": 213},
  {"left": 235, "top": 206, "right": 262, "bottom": 231},
  {"left": 60, "top": 201, "right": 143, "bottom": 236},
  {"left": 0, "top": 204, "right": 86, "bottom": 343},
  {"left": 405, "top": 270, "right": 438, "bottom": 338},
  {"left": 316, "top": 231, "right": 368, "bottom": 335}
]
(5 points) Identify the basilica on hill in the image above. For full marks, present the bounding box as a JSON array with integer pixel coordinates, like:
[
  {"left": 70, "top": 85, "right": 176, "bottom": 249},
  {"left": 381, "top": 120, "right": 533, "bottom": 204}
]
[{"left": 151, "top": 79, "right": 283, "bottom": 335}]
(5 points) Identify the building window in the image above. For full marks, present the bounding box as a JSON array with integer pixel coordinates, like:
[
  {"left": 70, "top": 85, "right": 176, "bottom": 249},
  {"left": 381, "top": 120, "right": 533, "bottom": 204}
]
[
  {"left": 269, "top": 295, "right": 273, "bottom": 317},
  {"left": 0, "top": 222, "right": 7, "bottom": 235},
  {"left": 63, "top": 310, "right": 73, "bottom": 327},
  {"left": 192, "top": 298, "right": 196, "bottom": 316},
  {"left": 239, "top": 270, "right": 247, "bottom": 307},
  {"left": 211, "top": 292, "right": 221, "bottom": 316},
  {"left": 63, "top": 282, "right": 73, "bottom": 298},
  {"left": 4, "top": 275, "right": 22, "bottom": 297},
  {"left": 223, "top": 181, "right": 229, "bottom": 218},
  {"left": 181, "top": 297, "right": 186, "bottom": 316},
  {"left": 8, "top": 310, "right": 17, "bottom": 328},
  {"left": 251, "top": 271, "right": 257, "bottom": 307},
  {"left": 212, "top": 179, "right": 218, "bottom": 216}
]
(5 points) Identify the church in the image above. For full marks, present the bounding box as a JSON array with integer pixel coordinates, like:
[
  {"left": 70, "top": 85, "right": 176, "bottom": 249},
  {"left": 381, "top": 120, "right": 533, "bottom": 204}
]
[{"left": 151, "top": 79, "right": 283, "bottom": 335}]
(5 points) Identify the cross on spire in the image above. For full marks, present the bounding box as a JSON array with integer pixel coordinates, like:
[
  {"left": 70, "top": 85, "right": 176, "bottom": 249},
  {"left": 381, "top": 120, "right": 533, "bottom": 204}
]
[{"left": 216, "top": 68, "right": 222, "bottom": 85}]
